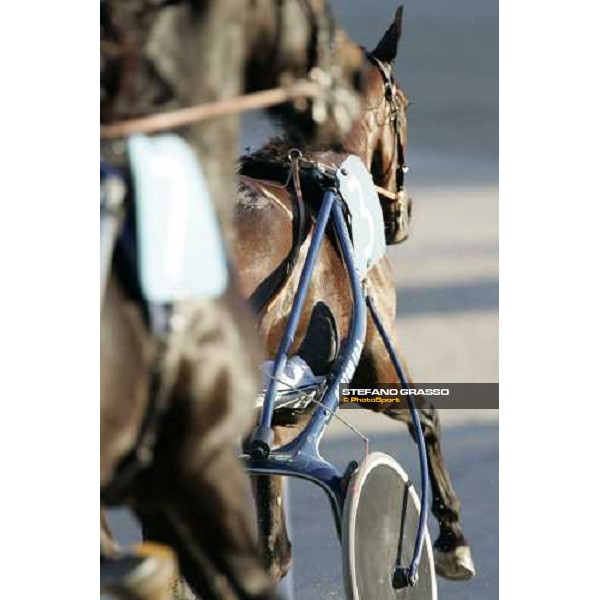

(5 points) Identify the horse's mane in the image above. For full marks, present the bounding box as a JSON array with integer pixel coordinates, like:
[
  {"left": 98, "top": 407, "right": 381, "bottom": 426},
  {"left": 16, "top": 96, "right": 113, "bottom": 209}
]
[
  {"left": 239, "top": 136, "right": 346, "bottom": 169},
  {"left": 240, "top": 137, "right": 296, "bottom": 164}
]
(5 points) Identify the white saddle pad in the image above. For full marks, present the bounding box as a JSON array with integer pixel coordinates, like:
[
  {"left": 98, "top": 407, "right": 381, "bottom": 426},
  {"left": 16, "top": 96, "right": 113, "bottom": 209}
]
[
  {"left": 336, "top": 155, "right": 386, "bottom": 279},
  {"left": 128, "top": 133, "right": 228, "bottom": 303}
]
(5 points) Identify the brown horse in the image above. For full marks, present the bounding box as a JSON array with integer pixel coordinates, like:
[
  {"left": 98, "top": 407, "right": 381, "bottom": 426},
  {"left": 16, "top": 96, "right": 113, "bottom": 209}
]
[
  {"left": 232, "top": 7, "right": 476, "bottom": 584},
  {"left": 101, "top": 1, "right": 366, "bottom": 599},
  {"left": 244, "top": 0, "right": 364, "bottom": 148}
]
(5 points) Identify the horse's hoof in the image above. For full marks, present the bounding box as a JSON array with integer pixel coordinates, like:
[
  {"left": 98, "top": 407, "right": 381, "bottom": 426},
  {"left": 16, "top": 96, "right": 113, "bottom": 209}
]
[
  {"left": 101, "top": 542, "right": 178, "bottom": 600},
  {"left": 434, "top": 545, "right": 476, "bottom": 581},
  {"left": 268, "top": 556, "right": 293, "bottom": 583}
]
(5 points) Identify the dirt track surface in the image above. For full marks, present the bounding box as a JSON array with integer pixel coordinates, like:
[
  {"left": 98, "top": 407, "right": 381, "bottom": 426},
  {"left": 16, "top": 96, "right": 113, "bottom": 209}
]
[
  {"left": 287, "top": 417, "right": 499, "bottom": 600},
  {"left": 107, "top": 415, "right": 499, "bottom": 600}
]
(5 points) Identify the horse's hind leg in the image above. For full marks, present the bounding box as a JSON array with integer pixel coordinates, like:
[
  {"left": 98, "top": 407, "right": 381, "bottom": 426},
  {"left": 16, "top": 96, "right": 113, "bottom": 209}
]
[
  {"left": 358, "top": 346, "right": 476, "bottom": 579},
  {"left": 248, "top": 304, "right": 338, "bottom": 584},
  {"left": 252, "top": 474, "right": 292, "bottom": 582},
  {"left": 138, "top": 446, "right": 276, "bottom": 600},
  {"left": 249, "top": 417, "right": 310, "bottom": 584},
  {"left": 136, "top": 298, "right": 278, "bottom": 600},
  {"left": 355, "top": 275, "right": 475, "bottom": 580},
  {"left": 382, "top": 403, "right": 476, "bottom": 580}
]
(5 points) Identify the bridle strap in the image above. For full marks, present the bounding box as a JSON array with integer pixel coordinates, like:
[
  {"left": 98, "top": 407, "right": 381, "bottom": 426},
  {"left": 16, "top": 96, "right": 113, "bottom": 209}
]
[
  {"left": 374, "top": 183, "right": 403, "bottom": 202},
  {"left": 364, "top": 51, "right": 408, "bottom": 195}
]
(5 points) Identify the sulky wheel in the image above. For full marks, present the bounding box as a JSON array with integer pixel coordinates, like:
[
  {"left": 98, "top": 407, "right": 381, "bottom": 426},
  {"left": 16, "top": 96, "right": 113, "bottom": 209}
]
[{"left": 341, "top": 452, "right": 437, "bottom": 600}]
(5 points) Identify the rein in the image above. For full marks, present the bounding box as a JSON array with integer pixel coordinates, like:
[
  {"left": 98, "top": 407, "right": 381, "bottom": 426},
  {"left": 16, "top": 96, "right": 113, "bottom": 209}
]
[
  {"left": 100, "top": 79, "right": 322, "bottom": 139},
  {"left": 101, "top": 0, "right": 341, "bottom": 140},
  {"left": 100, "top": 0, "right": 343, "bottom": 502}
]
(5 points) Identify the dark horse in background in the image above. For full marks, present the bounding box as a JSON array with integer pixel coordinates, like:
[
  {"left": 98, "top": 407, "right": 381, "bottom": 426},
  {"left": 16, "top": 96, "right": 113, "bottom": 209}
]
[
  {"left": 100, "top": 1, "right": 364, "bottom": 599},
  {"left": 233, "top": 8, "right": 476, "bottom": 584}
]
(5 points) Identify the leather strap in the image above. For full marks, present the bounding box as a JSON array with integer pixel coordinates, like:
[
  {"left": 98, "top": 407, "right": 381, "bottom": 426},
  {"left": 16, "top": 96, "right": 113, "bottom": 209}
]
[
  {"left": 289, "top": 155, "right": 309, "bottom": 273},
  {"left": 247, "top": 160, "right": 311, "bottom": 315}
]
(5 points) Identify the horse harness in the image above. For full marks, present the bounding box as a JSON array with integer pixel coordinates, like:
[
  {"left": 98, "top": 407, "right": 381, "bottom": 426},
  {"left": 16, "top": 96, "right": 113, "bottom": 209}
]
[
  {"left": 100, "top": 0, "right": 344, "bottom": 140},
  {"left": 364, "top": 51, "right": 412, "bottom": 245},
  {"left": 99, "top": 10, "right": 409, "bottom": 505},
  {"left": 365, "top": 52, "right": 408, "bottom": 190},
  {"left": 100, "top": 163, "right": 177, "bottom": 506},
  {"left": 240, "top": 52, "right": 412, "bottom": 314},
  {"left": 99, "top": 0, "right": 343, "bottom": 506}
]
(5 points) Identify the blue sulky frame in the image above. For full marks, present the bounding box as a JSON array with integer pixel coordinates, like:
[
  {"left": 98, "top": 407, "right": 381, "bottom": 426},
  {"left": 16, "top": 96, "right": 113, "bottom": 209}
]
[{"left": 241, "top": 182, "right": 429, "bottom": 587}]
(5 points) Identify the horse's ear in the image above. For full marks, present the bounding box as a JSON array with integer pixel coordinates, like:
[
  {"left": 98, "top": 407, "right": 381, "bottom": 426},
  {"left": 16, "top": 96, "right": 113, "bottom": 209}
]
[{"left": 371, "top": 6, "right": 403, "bottom": 64}]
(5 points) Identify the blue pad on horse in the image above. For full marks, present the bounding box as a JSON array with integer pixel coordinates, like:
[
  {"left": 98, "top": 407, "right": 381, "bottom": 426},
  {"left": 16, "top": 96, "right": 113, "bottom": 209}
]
[
  {"left": 127, "top": 134, "right": 228, "bottom": 303},
  {"left": 336, "top": 155, "right": 387, "bottom": 280}
]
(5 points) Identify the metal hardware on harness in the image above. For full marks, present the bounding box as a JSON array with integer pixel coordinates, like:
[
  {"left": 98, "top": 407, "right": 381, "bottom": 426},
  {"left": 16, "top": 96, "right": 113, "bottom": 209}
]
[{"left": 262, "top": 370, "right": 370, "bottom": 462}]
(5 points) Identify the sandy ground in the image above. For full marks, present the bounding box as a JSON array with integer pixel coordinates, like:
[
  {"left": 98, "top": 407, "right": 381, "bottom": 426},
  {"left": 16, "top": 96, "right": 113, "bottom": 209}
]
[{"left": 287, "top": 421, "right": 499, "bottom": 600}]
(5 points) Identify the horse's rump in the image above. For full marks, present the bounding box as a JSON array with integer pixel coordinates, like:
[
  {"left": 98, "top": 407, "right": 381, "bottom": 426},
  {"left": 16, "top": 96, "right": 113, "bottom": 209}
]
[
  {"left": 235, "top": 171, "right": 313, "bottom": 315},
  {"left": 236, "top": 146, "right": 378, "bottom": 316}
]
